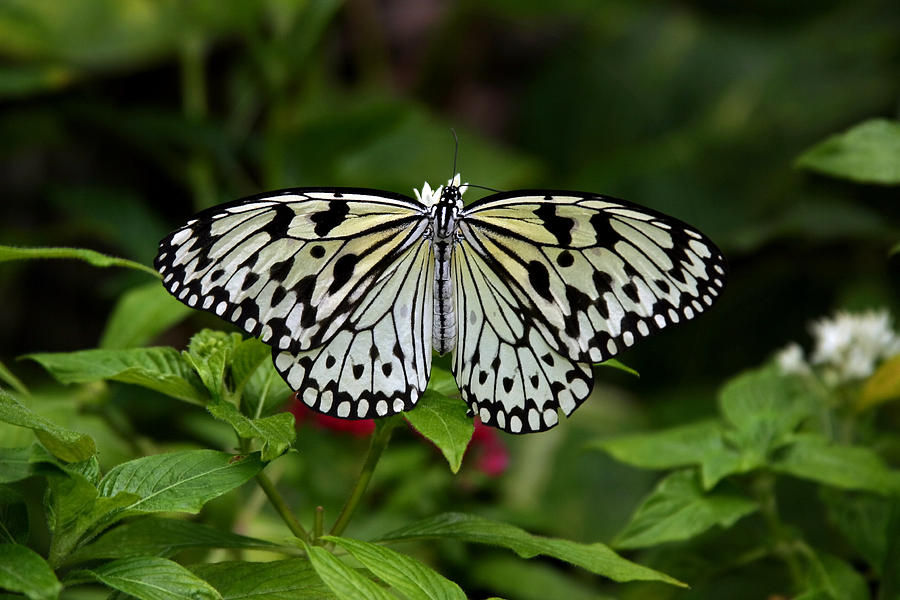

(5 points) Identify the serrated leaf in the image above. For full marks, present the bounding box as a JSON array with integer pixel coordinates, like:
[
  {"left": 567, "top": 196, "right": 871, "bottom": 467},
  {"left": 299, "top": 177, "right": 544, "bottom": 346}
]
[
  {"left": 796, "top": 118, "right": 900, "bottom": 185},
  {"left": 183, "top": 330, "right": 242, "bottom": 403},
  {"left": 230, "top": 338, "right": 272, "bottom": 394},
  {"left": 191, "top": 559, "right": 336, "bottom": 600},
  {"left": 324, "top": 536, "right": 466, "bottom": 600},
  {"left": 242, "top": 361, "right": 292, "bottom": 418},
  {"left": 0, "top": 544, "right": 61, "bottom": 600},
  {"left": 98, "top": 450, "right": 264, "bottom": 516},
  {"left": 207, "top": 402, "right": 294, "bottom": 461},
  {"left": 65, "top": 517, "right": 281, "bottom": 564},
  {"left": 404, "top": 390, "right": 473, "bottom": 473},
  {"left": 613, "top": 470, "right": 757, "bottom": 549},
  {"left": 100, "top": 283, "right": 192, "bottom": 349},
  {"left": 772, "top": 434, "right": 900, "bottom": 495},
  {"left": 26, "top": 347, "right": 207, "bottom": 404},
  {"left": 858, "top": 354, "right": 900, "bottom": 411},
  {"left": 0, "top": 389, "right": 95, "bottom": 462},
  {"left": 71, "top": 557, "right": 221, "bottom": 600},
  {"left": 302, "top": 541, "right": 394, "bottom": 600},
  {"left": 375, "top": 513, "right": 684, "bottom": 587},
  {"left": 0, "top": 244, "right": 157, "bottom": 276}
]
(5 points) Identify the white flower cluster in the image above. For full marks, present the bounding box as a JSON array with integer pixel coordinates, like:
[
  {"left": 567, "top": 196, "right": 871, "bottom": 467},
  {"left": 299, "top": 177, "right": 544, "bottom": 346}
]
[
  {"left": 414, "top": 174, "right": 467, "bottom": 206},
  {"left": 775, "top": 309, "right": 900, "bottom": 384}
]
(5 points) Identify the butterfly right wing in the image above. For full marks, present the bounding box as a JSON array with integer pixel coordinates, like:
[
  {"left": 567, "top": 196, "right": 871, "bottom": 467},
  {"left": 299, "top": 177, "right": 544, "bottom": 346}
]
[{"left": 155, "top": 188, "right": 429, "bottom": 353}]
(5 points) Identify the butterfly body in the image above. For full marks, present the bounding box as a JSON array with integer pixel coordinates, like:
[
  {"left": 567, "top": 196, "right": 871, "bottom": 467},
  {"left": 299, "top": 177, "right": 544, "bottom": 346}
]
[{"left": 156, "top": 176, "right": 726, "bottom": 433}]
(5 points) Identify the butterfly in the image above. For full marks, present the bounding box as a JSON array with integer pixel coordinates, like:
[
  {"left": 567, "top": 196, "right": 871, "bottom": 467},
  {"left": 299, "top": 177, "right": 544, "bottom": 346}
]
[{"left": 155, "top": 175, "right": 726, "bottom": 433}]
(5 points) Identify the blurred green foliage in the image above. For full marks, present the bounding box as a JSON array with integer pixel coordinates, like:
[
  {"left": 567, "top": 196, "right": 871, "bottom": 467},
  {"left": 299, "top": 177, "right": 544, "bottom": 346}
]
[{"left": 0, "top": 0, "right": 899, "bottom": 598}]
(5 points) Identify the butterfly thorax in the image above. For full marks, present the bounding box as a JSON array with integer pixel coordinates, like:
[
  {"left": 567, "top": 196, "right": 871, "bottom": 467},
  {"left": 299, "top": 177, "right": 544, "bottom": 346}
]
[{"left": 430, "top": 184, "right": 463, "bottom": 355}]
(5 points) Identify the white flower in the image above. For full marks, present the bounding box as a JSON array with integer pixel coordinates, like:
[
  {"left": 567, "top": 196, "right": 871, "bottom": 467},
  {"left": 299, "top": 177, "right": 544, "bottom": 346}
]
[
  {"left": 414, "top": 174, "right": 466, "bottom": 207},
  {"left": 809, "top": 309, "right": 900, "bottom": 382},
  {"left": 774, "top": 342, "right": 810, "bottom": 375}
]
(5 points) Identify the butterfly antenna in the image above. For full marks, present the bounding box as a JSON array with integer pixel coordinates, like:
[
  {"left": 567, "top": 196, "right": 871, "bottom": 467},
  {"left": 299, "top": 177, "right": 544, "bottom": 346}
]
[
  {"left": 465, "top": 183, "right": 503, "bottom": 193},
  {"left": 450, "top": 128, "right": 459, "bottom": 182}
]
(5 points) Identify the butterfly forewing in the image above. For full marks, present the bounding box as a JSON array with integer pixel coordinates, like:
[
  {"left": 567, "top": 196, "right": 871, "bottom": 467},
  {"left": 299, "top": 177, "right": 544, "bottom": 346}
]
[{"left": 458, "top": 192, "right": 727, "bottom": 365}]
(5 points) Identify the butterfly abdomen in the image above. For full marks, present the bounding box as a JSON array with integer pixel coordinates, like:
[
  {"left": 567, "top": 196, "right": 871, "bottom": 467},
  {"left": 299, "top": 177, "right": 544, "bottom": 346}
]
[{"left": 431, "top": 185, "right": 463, "bottom": 355}]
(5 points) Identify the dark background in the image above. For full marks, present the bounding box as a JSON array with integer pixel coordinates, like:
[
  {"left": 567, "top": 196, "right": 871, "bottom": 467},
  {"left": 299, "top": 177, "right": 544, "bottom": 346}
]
[{"left": 1, "top": 1, "right": 898, "bottom": 598}]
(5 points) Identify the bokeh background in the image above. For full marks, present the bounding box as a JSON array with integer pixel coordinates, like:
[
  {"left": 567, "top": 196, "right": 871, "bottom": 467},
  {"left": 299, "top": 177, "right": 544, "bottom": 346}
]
[{"left": 1, "top": 1, "right": 898, "bottom": 598}]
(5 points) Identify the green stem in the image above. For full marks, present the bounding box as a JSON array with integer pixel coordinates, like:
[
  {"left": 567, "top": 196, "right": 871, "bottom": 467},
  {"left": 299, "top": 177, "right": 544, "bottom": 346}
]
[
  {"left": 314, "top": 506, "right": 324, "bottom": 542},
  {"left": 256, "top": 470, "right": 310, "bottom": 543},
  {"left": 329, "top": 418, "right": 399, "bottom": 537},
  {"left": 753, "top": 473, "right": 804, "bottom": 588}
]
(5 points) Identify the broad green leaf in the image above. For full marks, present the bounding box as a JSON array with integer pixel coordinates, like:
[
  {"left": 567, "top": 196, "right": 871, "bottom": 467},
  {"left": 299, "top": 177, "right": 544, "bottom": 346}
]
[
  {"left": 66, "top": 516, "right": 281, "bottom": 564},
  {"left": 26, "top": 347, "right": 207, "bottom": 405},
  {"left": 206, "top": 402, "right": 295, "bottom": 461},
  {"left": 0, "top": 244, "right": 157, "bottom": 276},
  {"left": 772, "top": 435, "right": 900, "bottom": 495},
  {"left": 801, "top": 550, "right": 868, "bottom": 600},
  {"left": 821, "top": 489, "right": 891, "bottom": 575},
  {"left": 71, "top": 557, "right": 220, "bottom": 600},
  {"left": 0, "top": 485, "right": 28, "bottom": 544},
  {"left": 588, "top": 420, "right": 744, "bottom": 489},
  {"left": 471, "top": 556, "right": 616, "bottom": 600},
  {"left": 718, "top": 369, "right": 817, "bottom": 464},
  {"left": 45, "top": 468, "right": 138, "bottom": 566},
  {"left": 858, "top": 354, "right": 900, "bottom": 410},
  {"left": 100, "top": 283, "right": 192, "bottom": 349},
  {"left": 0, "top": 389, "right": 95, "bottom": 462},
  {"left": 426, "top": 365, "right": 458, "bottom": 396},
  {"left": 191, "top": 559, "right": 336, "bottom": 600},
  {"left": 613, "top": 470, "right": 757, "bottom": 549},
  {"left": 796, "top": 118, "right": 900, "bottom": 185},
  {"left": 242, "top": 360, "right": 292, "bottom": 419},
  {"left": 183, "top": 330, "right": 242, "bottom": 403},
  {"left": 404, "top": 390, "right": 473, "bottom": 473},
  {"left": 0, "top": 360, "right": 28, "bottom": 396},
  {"left": 302, "top": 541, "right": 394, "bottom": 600},
  {"left": 376, "top": 513, "right": 684, "bottom": 587},
  {"left": 0, "top": 444, "right": 62, "bottom": 484},
  {"left": 0, "top": 544, "right": 61, "bottom": 600},
  {"left": 98, "top": 450, "right": 264, "bottom": 515},
  {"left": 325, "top": 536, "right": 466, "bottom": 600}
]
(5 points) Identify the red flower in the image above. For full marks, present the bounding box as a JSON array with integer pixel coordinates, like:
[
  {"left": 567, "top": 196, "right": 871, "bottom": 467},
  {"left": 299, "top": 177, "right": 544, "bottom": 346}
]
[
  {"left": 288, "top": 395, "right": 376, "bottom": 437},
  {"left": 467, "top": 419, "right": 509, "bottom": 476}
]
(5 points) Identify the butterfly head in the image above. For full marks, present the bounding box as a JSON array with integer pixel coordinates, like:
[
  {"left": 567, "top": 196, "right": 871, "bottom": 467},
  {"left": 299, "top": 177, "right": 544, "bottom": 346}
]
[{"left": 415, "top": 174, "right": 467, "bottom": 209}]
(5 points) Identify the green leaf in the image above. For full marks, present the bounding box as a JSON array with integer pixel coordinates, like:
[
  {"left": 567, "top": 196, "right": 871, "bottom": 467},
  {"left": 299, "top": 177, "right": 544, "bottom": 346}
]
[
  {"left": 65, "top": 517, "right": 281, "bottom": 564},
  {"left": 70, "top": 557, "right": 221, "bottom": 600},
  {"left": 598, "top": 358, "right": 639, "bottom": 377},
  {"left": 230, "top": 338, "right": 272, "bottom": 394},
  {"left": 242, "top": 360, "right": 292, "bottom": 419},
  {"left": 771, "top": 435, "right": 900, "bottom": 495},
  {"left": 404, "top": 390, "right": 473, "bottom": 473},
  {"left": 0, "top": 389, "right": 95, "bottom": 462},
  {"left": 0, "top": 244, "right": 158, "bottom": 276},
  {"left": 376, "top": 513, "right": 685, "bottom": 587},
  {"left": 207, "top": 402, "right": 295, "bottom": 461},
  {"left": 302, "top": 541, "right": 394, "bottom": 600},
  {"left": 100, "top": 283, "right": 193, "bottom": 349},
  {"left": 183, "top": 330, "right": 242, "bottom": 403},
  {"left": 98, "top": 450, "right": 264, "bottom": 516},
  {"left": 718, "top": 369, "right": 817, "bottom": 464},
  {"left": 0, "top": 64, "right": 75, "bottom": 99},
  {"left": 821, "top": 489, "right": 891, "bottom": 575},
  {"left": 613, "top": 470, "right": 757, "bottom": 549},
  {"left": 0, "top": 485, "right": 29, "bottom": 544},
  {"left": 0, "top": 543, "right": 61, "bottom": 600},
  {"left": 796, "top": 118, "right": 900, "bottom": 185},
  {"left": 0, "top": 359, "right": 28, "bottom": 396},
  {"left": 427, "top": 365, "right": 459, "bottom": 396},
  {"left": 324, "top": 536, "right": 466, "bottom": 600},
  {"left": 0, "top": 444, "right": 62, "bottom": 484},
  {"left": 45, "top": 467, "right": 138, "bottom": 566},
  {"left": 588, "top": 420, "right": 744, "bottom": 489},
  {"left": 801, "top": 550, "right": 869, "bottom": 600},
  {"left": 26, "top": 347, "right": 207, "bottom": 404},
  {"left": 191, "top": 559, "right": 336, "bottom": 600},
  {"left": 470, "top": 556, "right": 616, "bottom": 600}
]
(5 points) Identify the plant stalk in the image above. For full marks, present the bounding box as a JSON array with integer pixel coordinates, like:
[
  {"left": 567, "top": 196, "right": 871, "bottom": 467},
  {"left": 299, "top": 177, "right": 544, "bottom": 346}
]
[{"left": 256, "top": 470, "right": 310, "bottom": 543}]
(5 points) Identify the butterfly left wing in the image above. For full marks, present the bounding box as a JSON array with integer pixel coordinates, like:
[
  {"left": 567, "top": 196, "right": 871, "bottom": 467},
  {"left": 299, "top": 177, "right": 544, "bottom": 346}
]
[{"left": 458, "top": 191, "right": 726, "bottom": 365}]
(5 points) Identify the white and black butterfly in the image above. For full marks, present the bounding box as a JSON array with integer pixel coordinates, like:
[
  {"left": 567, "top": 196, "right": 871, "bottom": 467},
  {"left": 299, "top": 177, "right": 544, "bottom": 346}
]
[{"left": 155, "top": 175, "right": 726, "bottom": 433}]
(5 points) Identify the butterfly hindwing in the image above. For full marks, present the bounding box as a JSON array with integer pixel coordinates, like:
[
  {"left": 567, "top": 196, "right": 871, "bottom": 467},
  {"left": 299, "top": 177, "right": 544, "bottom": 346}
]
[{"left": 459, "top": 192, "right": 727, "bottom": 365}]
